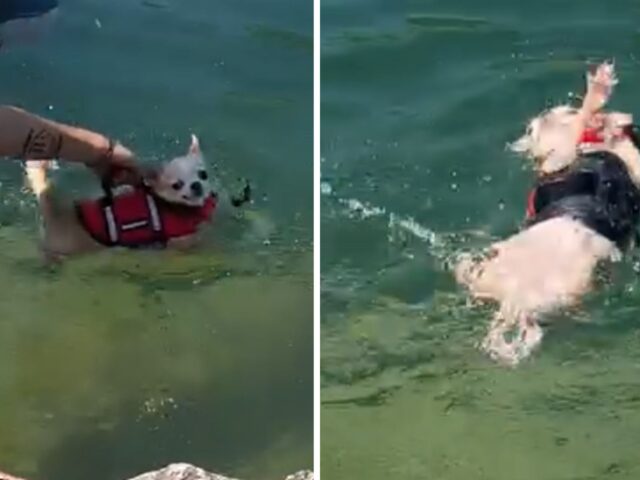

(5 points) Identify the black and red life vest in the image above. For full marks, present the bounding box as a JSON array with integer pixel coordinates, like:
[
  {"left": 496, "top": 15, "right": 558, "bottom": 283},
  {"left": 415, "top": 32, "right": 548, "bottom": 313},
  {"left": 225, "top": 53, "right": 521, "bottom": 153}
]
[
  {"left": 524, "top": 149, "right": 640, "bottom": 248},
  {"left": 525, "top": 127, "right": 615, "bottom": 220},
  {"left": 76, "top": 187, "right": 216, "bottom": 248}
]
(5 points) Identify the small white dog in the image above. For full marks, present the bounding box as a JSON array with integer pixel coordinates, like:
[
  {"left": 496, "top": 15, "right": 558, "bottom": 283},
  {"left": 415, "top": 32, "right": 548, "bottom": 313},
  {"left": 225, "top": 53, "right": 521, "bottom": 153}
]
[
  {"left": 24, "top": 134, "right": 241, "bottom": 260},
  {"left": 455, "top": 62, "right": 640, "bottom": 365}
]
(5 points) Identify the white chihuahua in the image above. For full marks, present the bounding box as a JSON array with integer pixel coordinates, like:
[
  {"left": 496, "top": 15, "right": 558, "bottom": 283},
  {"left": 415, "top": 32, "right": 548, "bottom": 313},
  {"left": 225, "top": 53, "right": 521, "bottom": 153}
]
[
  {"left": 455, "top": 62, "right": 640, "bottom": 365},
  {"left": 24, "top": 134, "right": 227, "bottom": 260}
]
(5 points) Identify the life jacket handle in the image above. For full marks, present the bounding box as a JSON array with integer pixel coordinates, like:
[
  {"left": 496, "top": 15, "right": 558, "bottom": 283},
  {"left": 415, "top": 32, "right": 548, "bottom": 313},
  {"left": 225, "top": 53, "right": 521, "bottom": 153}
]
[
  {"left": 97, "top": 139, "right": 117, "bottom": 206},
  {"left": 100, "top": 174, "right": 115, "bottom": 206},
  {"left": 100, "top": 164, "right": 151, "bottom": 207}
]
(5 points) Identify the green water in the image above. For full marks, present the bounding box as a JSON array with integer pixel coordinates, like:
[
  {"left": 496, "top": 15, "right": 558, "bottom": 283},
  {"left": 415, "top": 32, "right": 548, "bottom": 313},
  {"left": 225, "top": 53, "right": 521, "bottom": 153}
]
[
  {"left": 321, "top": 1, "right": 640, "bottom": 479},
  {"left": 0, "top": 1, "right": 312, "bottom": 479}
]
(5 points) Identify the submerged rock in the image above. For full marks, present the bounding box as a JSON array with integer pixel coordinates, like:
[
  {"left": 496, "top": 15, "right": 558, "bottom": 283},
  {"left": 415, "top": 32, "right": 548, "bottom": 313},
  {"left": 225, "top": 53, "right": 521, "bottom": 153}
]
[
  {"left": 129, "top": 463, "right": 238, "bottom": 480},
  {"left": 1, "top": 464, "right": 313, "bottom": 480},
  {"left": 0, "top": 471, "right": 25, "bottom": 480},
  {"left": 128, "top": 463, "right": 313, "bottom": 480},
  {"left": 284, "top": 471, "right": 314, "bottom": 480}
]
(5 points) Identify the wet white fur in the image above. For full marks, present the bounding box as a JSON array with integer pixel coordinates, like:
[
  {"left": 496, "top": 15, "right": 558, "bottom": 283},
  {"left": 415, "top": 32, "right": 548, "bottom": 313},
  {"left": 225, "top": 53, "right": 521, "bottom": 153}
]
[
  {"left": 455, "top": 62, "right": 640, "bottom": 365},
  {"left": 24, "top": 135, "right": 213, "bottom": 261},
  {"left": 147, "top": 135, "right": 212, "bottom": 207}
]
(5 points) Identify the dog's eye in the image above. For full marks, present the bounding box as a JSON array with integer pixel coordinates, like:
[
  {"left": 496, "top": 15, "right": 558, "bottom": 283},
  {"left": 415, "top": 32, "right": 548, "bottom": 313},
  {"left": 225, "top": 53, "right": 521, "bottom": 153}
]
[
  {"left": 198, "top": 170, "right": 208, "bottom": 181},
  {"left": 171, "top": 180, "right": 184, "bottom": 191}
]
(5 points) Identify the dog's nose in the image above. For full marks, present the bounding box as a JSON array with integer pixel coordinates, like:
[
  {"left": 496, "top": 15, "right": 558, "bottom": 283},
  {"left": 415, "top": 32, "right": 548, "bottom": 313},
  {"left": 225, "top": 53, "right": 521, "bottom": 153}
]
[{"left": 190, "top": 181, "right": 203, "bottom": 197}]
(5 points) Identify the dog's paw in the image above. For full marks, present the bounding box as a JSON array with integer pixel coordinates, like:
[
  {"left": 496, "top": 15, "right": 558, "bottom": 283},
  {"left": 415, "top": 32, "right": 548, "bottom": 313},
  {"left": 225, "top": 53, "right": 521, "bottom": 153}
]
[
  {"left": 589, "top": 61, "right": 617, "bottom": 85},
  {"left": 587, "top": 61, "right": 618, "bottom": 98}
]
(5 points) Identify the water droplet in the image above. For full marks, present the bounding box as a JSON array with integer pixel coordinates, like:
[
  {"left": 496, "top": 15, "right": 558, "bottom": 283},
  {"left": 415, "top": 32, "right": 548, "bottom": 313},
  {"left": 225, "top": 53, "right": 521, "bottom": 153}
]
[{"left": 320, "top": 182, "right": 332, "bottom": 195}]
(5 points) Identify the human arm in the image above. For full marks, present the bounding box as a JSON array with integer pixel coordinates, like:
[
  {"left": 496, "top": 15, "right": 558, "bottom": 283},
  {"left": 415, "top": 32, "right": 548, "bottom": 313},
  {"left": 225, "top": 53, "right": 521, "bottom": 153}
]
[{"left": 0, "top": 105, "right": 137, "bottom": 174}]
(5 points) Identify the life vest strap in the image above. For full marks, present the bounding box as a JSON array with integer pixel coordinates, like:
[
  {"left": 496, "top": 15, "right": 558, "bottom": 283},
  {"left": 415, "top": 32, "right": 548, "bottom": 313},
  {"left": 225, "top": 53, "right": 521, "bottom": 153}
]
[
  {"left": 103, "top": 205, "right": 119, "bottom": 244},
  {"left": 120, "top": 220, "right": 150, "bottom": 231},
  {"left": 98, "top": 191, "right": 166, "bottom": 246},
  {"left": 145, "top": 194, "right": 162, "bottom": 232}
]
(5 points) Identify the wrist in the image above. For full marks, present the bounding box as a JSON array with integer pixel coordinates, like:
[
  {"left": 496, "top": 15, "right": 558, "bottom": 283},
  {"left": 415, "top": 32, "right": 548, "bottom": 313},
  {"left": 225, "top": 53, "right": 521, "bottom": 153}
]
[{"left": 92, "top": 135, "right": 115, "bottom": 166}]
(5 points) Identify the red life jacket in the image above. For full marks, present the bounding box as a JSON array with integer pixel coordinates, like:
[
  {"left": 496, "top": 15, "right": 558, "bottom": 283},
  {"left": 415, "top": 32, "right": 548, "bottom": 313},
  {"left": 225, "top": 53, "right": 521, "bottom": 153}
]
[
  {"left": 76, "top": 187, "right": 216, "bottom": 248},
  {"left": 579, "top": 128, "right": 605, "bottom": 144}
]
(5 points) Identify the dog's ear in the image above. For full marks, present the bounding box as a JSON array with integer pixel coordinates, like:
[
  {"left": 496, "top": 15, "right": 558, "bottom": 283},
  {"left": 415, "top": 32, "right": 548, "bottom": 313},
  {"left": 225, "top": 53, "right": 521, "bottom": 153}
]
[
  {"left": 188, "top": 134, "right": 201, "bottom": 156},
  {"left": 510, "top": 118, "right": 540, "bottom": 156},
  {"left": 509, "top": 134, "right": 532, "bottom": 155}
]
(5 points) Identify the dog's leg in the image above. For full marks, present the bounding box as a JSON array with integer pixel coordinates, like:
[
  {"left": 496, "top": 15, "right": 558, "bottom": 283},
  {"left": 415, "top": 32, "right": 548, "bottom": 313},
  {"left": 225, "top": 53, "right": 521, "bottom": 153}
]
[
  {"left": 514, "top": 314, "right": 544, "bottom": 361},
  {"left": 24, "top": 160, "right": 102, "bottom": 260},
  {"left": 24, "top": 159, "right": 51, "bottom": 198},
  {"left": 481, "top": 305, "right": 544, "bottom": 366},
  {"left": 24, "top": 160, "right": 52, "bottom": 248},
  {"left": 24, "top": 160, "right": 62, "bottom": 223},
  {"left": 579, "top": 62, "right": 617, "bottom": 132},
  {"left": 24, "top": 160, "right": 66, "bottom": 262},
  {"left": 481, "top": 310, "right": 520, "bottom": 366},
  {"left": 583, "top": 62, "right": 616, "bottom": 114}
]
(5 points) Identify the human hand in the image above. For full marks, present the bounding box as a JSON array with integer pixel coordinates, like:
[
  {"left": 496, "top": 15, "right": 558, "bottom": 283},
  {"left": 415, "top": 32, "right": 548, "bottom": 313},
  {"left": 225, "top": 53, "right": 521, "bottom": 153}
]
[{"left": 89, "top": 139, "right": 145, "bottom": 186}]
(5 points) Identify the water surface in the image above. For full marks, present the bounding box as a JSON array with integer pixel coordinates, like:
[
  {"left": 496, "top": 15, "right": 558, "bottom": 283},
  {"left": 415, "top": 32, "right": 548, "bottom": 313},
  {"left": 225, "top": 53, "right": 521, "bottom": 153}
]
[
  {"left": 321, "top": 1, "right": 640, "bottom": 478},
  {"left": 0, "top": 0, "right": 312, "bottom": 478}
]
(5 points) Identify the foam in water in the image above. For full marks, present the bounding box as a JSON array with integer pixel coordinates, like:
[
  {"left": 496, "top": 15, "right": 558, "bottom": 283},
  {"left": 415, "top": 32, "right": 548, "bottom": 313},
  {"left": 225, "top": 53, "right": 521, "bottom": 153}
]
[
  {"left": 388, "top": 213, "right": 441, "bottom": 246},
  {"left": 339, "top": 198, "right": 386, "bottom": 219},
  {"left": 331, "top": 186, "right": 453, "bottom": 261},
  {"left": 320, "top": 181, "right": 333, "bottom": 196}
]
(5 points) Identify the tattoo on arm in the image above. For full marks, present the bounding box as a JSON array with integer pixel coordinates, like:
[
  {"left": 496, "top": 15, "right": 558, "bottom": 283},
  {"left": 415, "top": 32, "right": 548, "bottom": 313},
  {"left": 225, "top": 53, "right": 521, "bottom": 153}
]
[{"left": 22, "top": 128, "right": 63, "bottom": 159}]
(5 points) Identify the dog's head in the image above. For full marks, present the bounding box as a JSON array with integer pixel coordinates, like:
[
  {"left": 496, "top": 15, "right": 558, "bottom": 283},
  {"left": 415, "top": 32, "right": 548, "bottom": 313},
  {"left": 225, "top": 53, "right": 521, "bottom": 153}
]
[
  {"left": 511, "top": 105, "right": 636, "bottom": 175},
  {"left": 510, "top": 105, "right": 582, "bottom": 174},
  {"left": 147, "top": 135, "right": 213, "bottom": 207}
]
